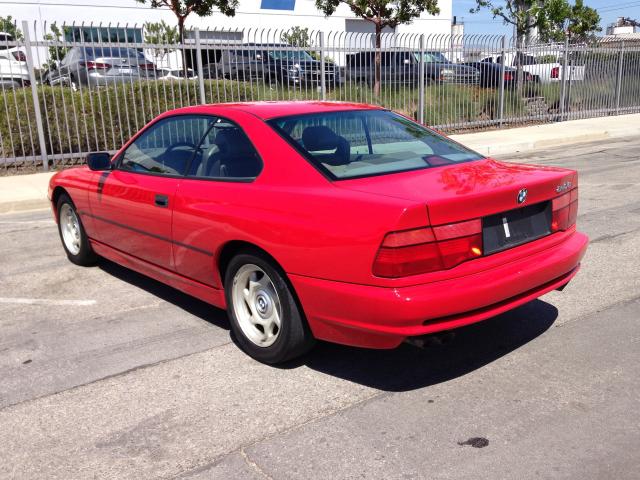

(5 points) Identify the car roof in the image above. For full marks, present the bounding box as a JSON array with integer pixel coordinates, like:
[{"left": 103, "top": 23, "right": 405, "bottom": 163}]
[{"left": 168, "top": 101, "right": 385, "bottom": 120}]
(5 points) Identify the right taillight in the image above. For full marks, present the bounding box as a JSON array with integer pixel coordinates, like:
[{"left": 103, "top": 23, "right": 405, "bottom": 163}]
[
  {"left": 373, "top": 219, "right": 483, "bottom": 278},
  {"left": 551, "top": 66, "right": 560, "bottom": 79},
  {"left": 551, "top": 188, "right": 578, "bottom": 232}
]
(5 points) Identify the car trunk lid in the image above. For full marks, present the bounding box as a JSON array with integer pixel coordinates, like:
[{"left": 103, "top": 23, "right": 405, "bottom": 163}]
[{"left": 336, "top": 158, "right": 577, "bottom": 226}]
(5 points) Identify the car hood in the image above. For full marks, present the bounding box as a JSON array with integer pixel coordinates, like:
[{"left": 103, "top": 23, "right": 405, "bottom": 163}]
[{"left": 336, "top": 158, "right": 576, "bottom": 225}]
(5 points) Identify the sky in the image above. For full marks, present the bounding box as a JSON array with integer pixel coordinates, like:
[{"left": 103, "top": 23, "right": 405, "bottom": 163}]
[{"left": 453, "top": 0, "right": 640, "bottom": 36}]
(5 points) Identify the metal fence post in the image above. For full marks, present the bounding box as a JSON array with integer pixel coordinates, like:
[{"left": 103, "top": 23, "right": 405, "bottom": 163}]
[
  {"left": 194, "top": 28, "right": 206, "bottom": 105},
  {"left": 498, "top": 35, "right": 506, "bottom": 126},
  {"left": 615, "top": 41, "right": 625, "bottom": 115},
  {"left": 22, "top": 21, "right": 49, "bottom": 171},
  {"left": 418, "top": 34, "right": 425, "bottom": 125},
  {"left": 319, "top": 31, "right": 326, "bottom": 101},
  {"left": 559, "top": 37, "right": 569, "bottom": 121}
]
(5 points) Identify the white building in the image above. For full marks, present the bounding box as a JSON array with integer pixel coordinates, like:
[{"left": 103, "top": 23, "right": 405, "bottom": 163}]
[{"left": 4, "top": 0, "right": 453, "bottom": 40}]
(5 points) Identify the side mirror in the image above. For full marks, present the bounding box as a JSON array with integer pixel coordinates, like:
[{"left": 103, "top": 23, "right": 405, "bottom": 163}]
[{"left": 86, "top": 152, "right": 112, "bottom": 171}]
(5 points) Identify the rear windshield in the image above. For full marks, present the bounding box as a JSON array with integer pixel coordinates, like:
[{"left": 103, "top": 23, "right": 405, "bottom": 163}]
[
  {"left": 268, "top": 110, "right": 483, "bottom": 180},
  {"left": 83, "top": 47, "right": 145, "bottom": 59}
]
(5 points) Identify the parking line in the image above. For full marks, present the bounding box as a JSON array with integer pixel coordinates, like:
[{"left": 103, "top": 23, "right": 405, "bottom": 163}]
[{"left": 0, "top": 297, "right": 96, "bottom": 306}]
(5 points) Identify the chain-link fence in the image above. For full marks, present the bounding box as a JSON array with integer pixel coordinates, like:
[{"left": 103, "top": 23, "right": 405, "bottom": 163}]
[{"left": 1, "top": 21, "right": 639, "bottom": 170}]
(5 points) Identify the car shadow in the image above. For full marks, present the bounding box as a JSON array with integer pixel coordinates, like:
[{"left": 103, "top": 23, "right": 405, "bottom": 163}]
[
  {"left": 97, "top": 258, "right": 230, "bottom": 331},
  {"left": 293, "top": 299, "right": 558, "bottom": 392}
]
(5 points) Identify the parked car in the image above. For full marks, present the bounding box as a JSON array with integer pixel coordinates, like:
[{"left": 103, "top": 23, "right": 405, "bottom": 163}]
[
  {"left": 49, "top": 101, "right": 588, "bottom": 364},
  {"left": 45, "top": 46, "right": 156, "bottom": 89},
  {"left": 462, "top": 61, "right": 532, "bottom": 88},
  {"left": 480, "top": 51, "right": 585, "bottom": 84},
  {"left": 345, "top": 50, "right": 480, "bottom": 86},
  {"left": 157, "top": 67, "right": 197, "bottom": 81},
  {"left": 0, "top": 32, "right": 30, "bottom": 88},
  {"left": 203, "top": 43, "right": 339, "bottom": 86}
]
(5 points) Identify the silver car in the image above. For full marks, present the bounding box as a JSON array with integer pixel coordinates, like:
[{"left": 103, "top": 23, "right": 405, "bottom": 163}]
[{"left": 46, "top": 46, "right": 156, "bottom": 89}]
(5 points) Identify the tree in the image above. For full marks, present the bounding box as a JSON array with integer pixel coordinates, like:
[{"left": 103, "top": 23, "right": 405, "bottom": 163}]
[
  {"left": 144, "top": 21, "right": 180, "bottom": 67},
  {"left": 470, "top": 0, "right": 600, "bottom": 46},
  {"left": 135, "top": 0, "right": 239, "bottom": 42},
  {"left": 315, "top": 0, "right": 440, "bottom": 95},
  {"left": 42, "top": 23, "right": 70, "bottom": 72},
  {"left": 280, "top": 26, "right": 313, "bottom": 48},
  {"left": 0, "top": 15, "right": 23, "bottom": 40},
  {"left": 538, "top": 0, "right": 601, "bottom": 42}
]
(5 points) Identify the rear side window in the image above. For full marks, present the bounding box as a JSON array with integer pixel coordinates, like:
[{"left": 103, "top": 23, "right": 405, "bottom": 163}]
[
  {"left": 120, "top": 115, "right": 214, "bottom": 175},
  {"left": 188, "top": 118, "right": 262, "bottom": 179},
  {"left": 269, "top": 110, "right": 483, "bottom": 180}
]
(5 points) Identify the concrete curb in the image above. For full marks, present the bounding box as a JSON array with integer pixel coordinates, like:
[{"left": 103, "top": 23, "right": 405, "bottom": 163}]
[
  {"left": 450, "top": 114, "right": 640, "bottom": 157},
  {"left": 1, "top": 114, "right": 639, "bottom": 215}
]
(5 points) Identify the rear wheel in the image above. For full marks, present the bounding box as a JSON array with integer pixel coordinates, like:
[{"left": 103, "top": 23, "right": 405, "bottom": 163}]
[
  {"left": 224, "top": 251, "right": 315, "bottom": 364},
  {"left": 56, "top": 193, "right": 97, "bottom": 266}
]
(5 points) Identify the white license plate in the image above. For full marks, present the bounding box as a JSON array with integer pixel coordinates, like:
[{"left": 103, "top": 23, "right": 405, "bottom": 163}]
[{"left": 117, "top": 68, "right": 134, "bottom": 75}]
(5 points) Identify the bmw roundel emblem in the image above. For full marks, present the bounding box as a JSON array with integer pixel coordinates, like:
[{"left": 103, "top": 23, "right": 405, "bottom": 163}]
[{"left": 517, "top": 188, "right": 528, "bottom": 204}]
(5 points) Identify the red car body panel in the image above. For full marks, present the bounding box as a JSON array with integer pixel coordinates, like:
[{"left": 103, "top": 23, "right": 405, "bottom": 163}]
[{"left": 49, "top": 101, "right": 588, "bottom": 349}]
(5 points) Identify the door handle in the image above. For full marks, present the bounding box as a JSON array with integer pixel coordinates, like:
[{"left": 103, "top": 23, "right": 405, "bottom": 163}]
[{"left": 154, "top": 194, "right": 169, "bottom": 208}]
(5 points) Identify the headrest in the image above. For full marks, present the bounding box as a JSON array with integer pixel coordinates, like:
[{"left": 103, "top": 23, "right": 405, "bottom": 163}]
[
  {"left": 301, "top": 125, "right": 344, "bottom": 152},
  {"left": 214, "top": 128, "right": 255, "bottom": 156}
]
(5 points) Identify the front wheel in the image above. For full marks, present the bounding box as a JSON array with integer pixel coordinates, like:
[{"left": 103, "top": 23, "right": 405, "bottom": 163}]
[
  {"left": 224, "top": 251, "right": 315, "bottom": 364},
  {"left": 56, "top": 193, "right": 97, "bottom": 266}
]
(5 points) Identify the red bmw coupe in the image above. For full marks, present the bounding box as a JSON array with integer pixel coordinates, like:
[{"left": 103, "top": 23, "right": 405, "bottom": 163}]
[{"left": 49, "top": 102, "right": 588, "bottom": 363}]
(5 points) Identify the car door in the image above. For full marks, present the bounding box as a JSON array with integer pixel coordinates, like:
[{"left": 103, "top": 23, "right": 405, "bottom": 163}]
[
  {"left": 88, "top": 114, "right": 214, "bottom": 270},
  {"left": 171, "top": 117, "right": 263, "bottom": 287}
]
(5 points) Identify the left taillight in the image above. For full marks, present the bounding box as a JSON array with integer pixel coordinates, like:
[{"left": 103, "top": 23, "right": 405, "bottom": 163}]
[
  {"left": 551, "top": 66, "right": 560, "bottom": 79},
  {"left": 551, "top": 188, "right": 578, "bottom": 232},
  {"left": 12, "top": 51, "right": 26, "bottom": 62},
  {"left": 83, "top": 61, "right": 111, "bottom": 71},
  {"left": 373, "top": 219, "right": 483, "bottom": 278},
  {"left": 138, "top": 63, "right": 155, "bottom": 71}
]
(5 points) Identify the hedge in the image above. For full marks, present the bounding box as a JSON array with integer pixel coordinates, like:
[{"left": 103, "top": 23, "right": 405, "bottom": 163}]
[{"left": 0, "top": 78, "right": 562, "bottom": 162}]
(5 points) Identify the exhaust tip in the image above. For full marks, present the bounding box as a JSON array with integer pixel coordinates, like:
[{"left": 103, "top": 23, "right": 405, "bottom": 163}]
[{"left": 405, "top": 331, "right": 456, "bottom": 349}]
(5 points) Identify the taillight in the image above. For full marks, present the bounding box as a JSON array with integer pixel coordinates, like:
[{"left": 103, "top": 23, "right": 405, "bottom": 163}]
[
  {"left": 83, "top": 61, "right": 111, "bottom": 71},
  {"left": 504, "top": 72, "right": 513, "bottom": 81},
  {"left": 551, "top": 66, "right": 560, "bottom": 79},
  {"left": 139, "top": 63, "right": 155, "bottom": 71},
  {"left": 12, "top": 51, "right": 26, "bottom": 62},
  {"left": 373, "top": 219, "right": 483, "bottom": 278},
  {"left": 551, "top": 188, "right": 578, "bottom": 232}
]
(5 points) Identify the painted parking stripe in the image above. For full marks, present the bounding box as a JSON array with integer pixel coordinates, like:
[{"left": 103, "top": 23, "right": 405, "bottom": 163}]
[{"left": 0, "top": 297, "right": 96, "bottom": 306}]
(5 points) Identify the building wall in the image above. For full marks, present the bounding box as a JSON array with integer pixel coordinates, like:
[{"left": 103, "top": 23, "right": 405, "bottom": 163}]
[{"left": 5, "top": 0, "right": 452, "bottom": 38}]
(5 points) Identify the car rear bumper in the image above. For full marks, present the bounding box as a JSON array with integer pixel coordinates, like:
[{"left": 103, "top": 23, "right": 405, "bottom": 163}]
[{"left": 290, "top": 230, "right": 588, "bottom": 349}]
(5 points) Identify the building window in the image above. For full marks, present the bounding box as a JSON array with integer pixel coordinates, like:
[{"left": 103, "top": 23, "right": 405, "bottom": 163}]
[
  {"left": 260, "top": 0, "right": 296, "bottom": 11},
  {"left": 64, "top": 26, "right": 142, "bottom": 43}
]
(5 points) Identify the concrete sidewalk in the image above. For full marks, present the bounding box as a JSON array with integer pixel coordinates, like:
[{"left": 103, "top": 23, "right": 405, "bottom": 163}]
[{"left": 1, "top": 113, "right": 639, "bottom": 214}]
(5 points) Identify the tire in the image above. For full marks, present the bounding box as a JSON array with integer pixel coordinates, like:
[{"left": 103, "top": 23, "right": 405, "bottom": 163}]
[
  {"left": 224, "top": 250, "right": 315, "bottom": 364},
  {"left": 56, "top": 193, "right": 97, "bottom": 266}
]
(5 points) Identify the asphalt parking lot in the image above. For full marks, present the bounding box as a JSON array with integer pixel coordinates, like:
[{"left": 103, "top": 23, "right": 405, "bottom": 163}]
[{"left": 1, "top": 136, "right": 639, "bottom": 479}]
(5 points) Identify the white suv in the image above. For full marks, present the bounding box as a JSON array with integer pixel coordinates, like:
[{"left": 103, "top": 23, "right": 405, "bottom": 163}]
[{"left": 0, "top": 32, "right": 30, "bottom": 88}]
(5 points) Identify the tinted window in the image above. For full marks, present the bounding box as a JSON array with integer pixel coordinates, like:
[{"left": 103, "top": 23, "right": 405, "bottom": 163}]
[
  {"left": 120, "top": 115, "right": 214, "bottom": 175},
  {"left": 188, "top": 118, "right": 261, "bottom": 179},
  {"left": 269, "top": 110, "right": 483, "bottom": 180}
]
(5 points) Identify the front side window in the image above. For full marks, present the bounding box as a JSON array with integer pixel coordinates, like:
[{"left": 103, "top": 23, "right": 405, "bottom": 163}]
[
  {"left": 120, "top": 115, "right": 214, "bottom": 175},
  {"left": 266, "top": 49, "right": 315, "bottom": 62},
  {"left": 414, "top": 51, "right": 448, "bottom": 63},
  {"left": 187, "top": 118, "right": 262, "bottom": 179},
  {"left": 269, "top": 110, "right": 483, "bottom": 180}
]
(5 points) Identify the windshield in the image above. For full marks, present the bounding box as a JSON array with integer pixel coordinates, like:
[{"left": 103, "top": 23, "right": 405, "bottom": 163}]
[
  {"left": 83, "top": 47, "right": 145, "bottom": 59},
  {"left": 413, "top": 51, "right": 448, "bottom": 63},
  {"left": 269, "top": 110, "right": 483, "bottom": 180},
  {"left": 266, "top": 49, "right": 315, "bottom": 62}
]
